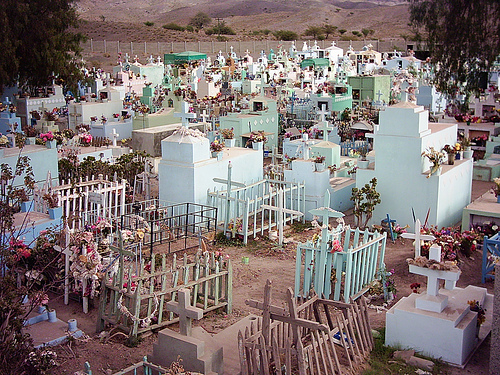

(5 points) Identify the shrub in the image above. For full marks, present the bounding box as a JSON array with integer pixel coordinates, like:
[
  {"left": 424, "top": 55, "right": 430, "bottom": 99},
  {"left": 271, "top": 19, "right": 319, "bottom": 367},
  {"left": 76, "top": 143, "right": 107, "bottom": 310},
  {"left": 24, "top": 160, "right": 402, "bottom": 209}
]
[
  {"left": 163, "top": 23, "right": 185, "bottom": 31},
  {"left": 144, "top": 21, "right": 154, "bottom": 27},
  {"left": 273, "top": 30, "right": 298, "bottom": 41}
]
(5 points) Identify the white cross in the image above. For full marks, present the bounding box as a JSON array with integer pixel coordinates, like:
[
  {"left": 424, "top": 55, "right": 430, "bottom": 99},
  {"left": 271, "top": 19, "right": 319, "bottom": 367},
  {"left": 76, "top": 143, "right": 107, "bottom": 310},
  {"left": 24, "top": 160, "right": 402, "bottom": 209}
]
[
  {"left": 401, "top": 219, "right": 436, "bottom": 258},
  {"left": 112, "top": 128, "right": 119, "bottom": 147},
  {"left": 166, "top": 288, "right": 203, "bottom": 336},
  {"left": 200, "top": 109, "right": 211, "bottom": 132},
  {"left": 261, "top": 188, "right": 304, "bottom": 245},
  {"left": 298, "top": 133, "right": 311, "bottom": 160},
  {"left": 174, "top": 101, "right": 196, "bottom": 127},
  {"left": 316, "top": 104, "right": 329, "bottom": 123}
]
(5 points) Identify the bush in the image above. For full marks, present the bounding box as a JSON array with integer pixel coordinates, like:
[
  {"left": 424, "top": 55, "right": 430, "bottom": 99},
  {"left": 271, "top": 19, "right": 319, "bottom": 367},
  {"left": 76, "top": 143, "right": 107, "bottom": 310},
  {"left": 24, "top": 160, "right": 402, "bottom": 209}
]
[
  {"left": 205, "top": 22, "right": 236, "bottom": 35},
  {"left": 189, "top": 12, "right": 211, "bottom": 29},
  {"left": 144, "top": 21, "right": 154, "bottom": 27},
  {"left": 273, "top": 30, "right": 298, "bottom": 41},
  {"left": 185, "top": 25, "right": 194, "bottom": 32},
  {"left": 163, "top": 23, "right": 185, "bottom": 31}
]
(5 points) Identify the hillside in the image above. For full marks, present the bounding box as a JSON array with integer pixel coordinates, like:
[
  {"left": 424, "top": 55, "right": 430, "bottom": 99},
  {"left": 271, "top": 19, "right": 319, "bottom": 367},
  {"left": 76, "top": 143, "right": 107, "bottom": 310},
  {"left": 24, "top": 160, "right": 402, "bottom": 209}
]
[{"left": 74, "top": 0, "right": 412, "bottom": 42}]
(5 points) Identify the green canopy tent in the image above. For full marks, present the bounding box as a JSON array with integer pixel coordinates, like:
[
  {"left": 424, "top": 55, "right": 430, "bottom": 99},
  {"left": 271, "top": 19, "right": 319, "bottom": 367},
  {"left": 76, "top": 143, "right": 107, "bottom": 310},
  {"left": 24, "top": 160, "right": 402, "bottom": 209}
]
[
  {"left": 164, "top": 51, "right": 207, "bottom": 64},
  {"left": 300, "top": 58, "right": 330, "bottom": 69}
]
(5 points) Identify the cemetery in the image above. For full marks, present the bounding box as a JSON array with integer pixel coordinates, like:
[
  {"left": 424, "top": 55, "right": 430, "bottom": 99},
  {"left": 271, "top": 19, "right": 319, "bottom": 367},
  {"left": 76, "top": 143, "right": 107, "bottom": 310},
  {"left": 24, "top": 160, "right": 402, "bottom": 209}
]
[{"left": 1, "top": 17, "right": 500, "bottom": 373}]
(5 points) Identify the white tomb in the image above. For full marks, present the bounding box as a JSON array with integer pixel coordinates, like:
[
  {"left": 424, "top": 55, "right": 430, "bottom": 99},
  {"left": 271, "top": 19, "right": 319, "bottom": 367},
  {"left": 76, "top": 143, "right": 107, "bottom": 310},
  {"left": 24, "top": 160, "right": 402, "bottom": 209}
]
[{"left": 385, "top": 244, "right": 493, "bottom": 366}]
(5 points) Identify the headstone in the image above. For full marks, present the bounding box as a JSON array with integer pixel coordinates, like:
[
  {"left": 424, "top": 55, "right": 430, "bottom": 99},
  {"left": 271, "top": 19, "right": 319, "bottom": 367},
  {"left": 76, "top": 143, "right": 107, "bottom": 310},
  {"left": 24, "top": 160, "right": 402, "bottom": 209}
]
[
  {"left": 166, "top": 288, "right": 203, "bottom": 336},
  {"left": 401, "top": 219, "right": 436, "bottom": 258}
]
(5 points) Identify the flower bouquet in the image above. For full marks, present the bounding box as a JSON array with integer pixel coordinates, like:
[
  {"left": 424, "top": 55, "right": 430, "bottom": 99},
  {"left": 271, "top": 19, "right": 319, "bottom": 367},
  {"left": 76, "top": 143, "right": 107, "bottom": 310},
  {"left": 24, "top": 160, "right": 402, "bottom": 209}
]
[
  {"left": 492, "top": 177, "right": 500, "bottom": 199},
  {"left": 220, "top": 127, "right": 234, "bottom": 139},
  {"left": 314, "top": 155, "right": 326, "bottom": 164},
  {"left": 245, "top": 130, "right": 267, "bottom": 147},
  {"left": 422, "top": 147, "right": 445, "bottom": 178},
  {"left": 210, "top": 139, "right": 224, "bottom": 153}
]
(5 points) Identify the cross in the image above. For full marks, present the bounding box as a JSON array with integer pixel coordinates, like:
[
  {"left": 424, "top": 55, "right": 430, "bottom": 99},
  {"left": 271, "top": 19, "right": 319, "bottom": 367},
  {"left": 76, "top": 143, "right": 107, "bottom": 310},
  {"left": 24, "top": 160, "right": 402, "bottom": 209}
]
[
  {"left": 112, "top": 128, "right": 119, "bottom": 147},
  {"left": 256, "top": 74, "right": 266, "bottom": 97},
  {"left": 290, "top": 91, "right": 296, "bottom": 115},
  {"left": 436, "top": 99, "right": 443, "bottom": 113},
  {"left": 409, "top": 244, "right": 461, "bottom": 313},
  {"left": 174, "top": 101, "right": 196, "bottom": 127},
  {"left": 297, "top": 132, "right": 311, "bottom": 160},
  {"left": 309, "top": 190, "right": 345, "bottom": 294},
  {"left": 261, "top": 188, "right": 304, "bottom": 245},
  {"left": 68, "top": 105, "right": 81, "bottom": 128},
  {"left": 382, "top": 213, "right": 397, "bottom": 241},
  {"left": 375, "top": 90, "right": 383, "bottom": 102},
  {"left": 401, "top": 219, "right": 436, "bottom": 258},
  {"left": 213, "top": 162, "right": 246, "bottom": 236},
  {"left": 316, "top": 104, "right": 329, "bottom": 123},
  {"left": 317, "top": 105, "right": 333, "bottom": 142},
  {"left": 200, "top": 110, "right": 210, "bottom": 132},
  {"left": 166, "top": 288, "right": 203, "bottom": 336}
]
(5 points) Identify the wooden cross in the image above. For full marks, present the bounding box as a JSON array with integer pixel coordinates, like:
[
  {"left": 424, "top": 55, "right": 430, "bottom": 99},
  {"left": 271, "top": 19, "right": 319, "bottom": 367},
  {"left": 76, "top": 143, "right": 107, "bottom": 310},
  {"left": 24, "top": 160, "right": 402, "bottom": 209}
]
[
  {"left": 213, "top": 162, "right": 246, "bottom": 235},
  {"left": 309, "top": 191, "right": 345, "bottom": 293},
  {"left": 382, "top": 213, "right": 397, "bottom": 241},
  {"left": 174, "top": 101, "right": 196, "bottom": 127},
  {"left": 166, "top": 288, "right": 203, "bottom": 336},
  {"left": 401, "top": 219, "right": 436, "bottom": 258},
  {"left": 261, "top": 187, "right": 304, "bottom": 245}
]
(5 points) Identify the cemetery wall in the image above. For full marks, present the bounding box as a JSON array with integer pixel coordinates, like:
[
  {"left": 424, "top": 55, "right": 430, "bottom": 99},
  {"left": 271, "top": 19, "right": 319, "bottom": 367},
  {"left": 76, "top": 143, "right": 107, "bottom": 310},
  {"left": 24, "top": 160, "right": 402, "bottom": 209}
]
[{"left": 81, "top": 39, "right": 410, "bottom": 59}]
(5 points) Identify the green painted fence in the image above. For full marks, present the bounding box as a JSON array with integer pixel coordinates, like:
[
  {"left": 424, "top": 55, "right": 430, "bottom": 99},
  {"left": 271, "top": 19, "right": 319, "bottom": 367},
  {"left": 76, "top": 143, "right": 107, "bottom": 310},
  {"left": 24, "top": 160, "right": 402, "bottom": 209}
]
[{"left": 295, "top": 227, "right": 386, "bottom": 302}]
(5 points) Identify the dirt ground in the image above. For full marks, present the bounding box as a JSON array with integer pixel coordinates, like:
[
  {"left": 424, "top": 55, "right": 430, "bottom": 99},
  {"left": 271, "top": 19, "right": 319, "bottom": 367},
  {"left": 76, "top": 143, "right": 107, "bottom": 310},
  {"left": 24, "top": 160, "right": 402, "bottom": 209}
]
[{"left": 49, "top": 180, "right": 495, "bottom": 375}]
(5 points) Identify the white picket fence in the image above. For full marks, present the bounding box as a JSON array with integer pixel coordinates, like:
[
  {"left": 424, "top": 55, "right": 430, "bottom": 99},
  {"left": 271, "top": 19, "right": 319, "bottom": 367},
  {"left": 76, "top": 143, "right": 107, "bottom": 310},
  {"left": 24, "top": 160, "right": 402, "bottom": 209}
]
[
  {"left": 207, "top": 178, "right": 305, "bottom": 244},
  {"left": 33, "top": 174, "right": 127, "bottom": 229}
]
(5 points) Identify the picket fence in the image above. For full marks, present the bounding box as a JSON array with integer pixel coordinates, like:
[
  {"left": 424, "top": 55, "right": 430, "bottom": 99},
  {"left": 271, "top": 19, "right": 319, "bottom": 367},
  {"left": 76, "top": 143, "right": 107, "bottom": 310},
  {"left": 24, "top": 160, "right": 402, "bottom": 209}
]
[
  {"left": 33, "top": 173, "right": 127, "bottom": 229},
  {"left": 295, "top": 227, "right": 386, "bottom": 302},
  {"left": 482, "top": 233, "right": 500, "bottom": 283},
  {"left": 83, "top": 357, "right": 169, "bottom": 375},
  {"left": 207, "top": 178, "right": 305, "bottom": 244},
  {"left": 97, "top": 251, "right": 232, "bottom": 339}
]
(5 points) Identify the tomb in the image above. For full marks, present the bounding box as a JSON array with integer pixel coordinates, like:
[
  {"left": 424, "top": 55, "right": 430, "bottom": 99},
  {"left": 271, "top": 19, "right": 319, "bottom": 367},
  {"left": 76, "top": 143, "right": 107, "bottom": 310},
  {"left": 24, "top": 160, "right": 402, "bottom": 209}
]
[
  {"left": 15, "top": 84, "right": 66, "bottom": 127},
  {"left": 355, "top": 99, "right": 473, "bottom": 229},
  {"left": 0, "top": 98, "right": 23, "bottom": 135},
  {"left": 158, "top": 126, "right": 263, "bottom": 205},
  {"left": 385, "top": 245, "right": 493, "bottom": 367}
]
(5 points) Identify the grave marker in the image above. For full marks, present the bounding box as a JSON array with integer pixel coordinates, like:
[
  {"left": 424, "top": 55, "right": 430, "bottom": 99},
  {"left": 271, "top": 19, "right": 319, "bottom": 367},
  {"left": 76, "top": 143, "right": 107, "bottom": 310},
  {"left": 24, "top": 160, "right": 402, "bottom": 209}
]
[
  {"left": 382, "top": 213, "right": 397, "bottom": 241},
  {"left": 174, "top": 101, "right": 196, "bottom": 127},
  {"left": 401, "top": 219, "right": 436, "bottom": 258},
  {"left": 166, "top": 288, "right": 203, "bottom": 336}
]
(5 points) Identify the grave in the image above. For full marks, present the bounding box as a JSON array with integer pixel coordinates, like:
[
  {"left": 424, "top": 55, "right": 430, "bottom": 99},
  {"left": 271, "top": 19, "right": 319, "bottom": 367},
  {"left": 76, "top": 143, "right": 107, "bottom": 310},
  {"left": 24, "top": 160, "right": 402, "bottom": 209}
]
[
  {"left": 158, "top": 124, "right": 263, "bottom": 205},
  {"left": 16, "top": 84, "right": 66, "bottom": 127},
  {"left": 355, "top": 98, "right": 473, "bottom": 229},
  {"left": 150, "top": 288, "right": 223, "bottom": 375},
  {"left": 385, "top": 245, "right": 493, "bottom": 367},
  {"left": 0, "top": 98, "right": 23, "bottom": 134}
]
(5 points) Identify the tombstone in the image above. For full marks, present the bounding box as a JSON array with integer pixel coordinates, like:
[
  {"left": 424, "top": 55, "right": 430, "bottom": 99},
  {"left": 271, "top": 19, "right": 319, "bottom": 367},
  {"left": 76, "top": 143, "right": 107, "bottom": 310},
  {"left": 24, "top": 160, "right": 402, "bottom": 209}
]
[
  {"left": 385, "top": 244, "right": 493, "bottom": 366},
  {"left": 150, "top": 288, "right": 223, "bottom": 374},
  {"left": 401, "top": 219, "right": 435, "bottom": 257}
]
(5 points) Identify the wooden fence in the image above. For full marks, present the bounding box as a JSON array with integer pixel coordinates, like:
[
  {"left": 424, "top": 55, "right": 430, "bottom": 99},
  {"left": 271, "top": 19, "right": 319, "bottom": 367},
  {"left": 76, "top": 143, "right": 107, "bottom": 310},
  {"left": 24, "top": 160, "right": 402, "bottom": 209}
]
[
  {"left": 240, "top": 281, "right": 373, "bottom": 375},
  {"left": 207, "top": 178, "right": 305, "bottom": 244},
  {"left": 83, "top": 357, "right": 169, "bottom": 375},
  {"left": 482, "top": 233, "right": 500, "bottom": 283},
  {"left": 295, "top": 227, "right": 386, "bottom": 302},
  {"left": 97, "top": 251, "right": 232, "bottom": 339}
]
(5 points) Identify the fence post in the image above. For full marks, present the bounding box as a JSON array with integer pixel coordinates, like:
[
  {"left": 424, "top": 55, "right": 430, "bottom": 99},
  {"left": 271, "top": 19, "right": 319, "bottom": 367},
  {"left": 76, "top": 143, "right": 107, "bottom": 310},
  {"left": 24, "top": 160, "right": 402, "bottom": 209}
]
[
  {"left": 144, "top": 41, "right": 147, "bottom": 54},
  {"left": 90, "top": 38, "right": 93, "bottom": 52},
  {"left": 104, "top": 40, "right": 106, "bottom": 53},
  {"left": 117, "top": 40, "right": 120, "bottom": 53},
  {"left": 131, "top": 41, "right": 134, "bottom": 55}
]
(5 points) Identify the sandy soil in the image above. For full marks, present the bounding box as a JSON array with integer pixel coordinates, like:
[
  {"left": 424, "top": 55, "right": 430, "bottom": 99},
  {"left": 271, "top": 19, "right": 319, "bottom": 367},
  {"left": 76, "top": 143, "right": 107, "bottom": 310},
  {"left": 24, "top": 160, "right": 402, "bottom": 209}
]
[{"left": 49, "top": 180, "right": 495, "bottom": 374}]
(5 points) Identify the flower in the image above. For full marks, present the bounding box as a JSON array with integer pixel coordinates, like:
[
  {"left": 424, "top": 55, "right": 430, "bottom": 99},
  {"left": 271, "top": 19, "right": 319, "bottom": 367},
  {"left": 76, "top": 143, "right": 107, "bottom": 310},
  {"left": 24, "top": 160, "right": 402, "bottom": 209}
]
[
  {"left": 0, "top": 134, "right": 8, "bottom": 146},
  {"left": 210, "top": 139, "right": 224, "bottom": 152},
  {"left": 442, "top": 144, "right": 460, "bottom": 154},
  {"left": 330, "top": 239, "right": 343, "bottom": 253},
  {"left": 245, "top": 130, "right": 267, "bottom": 146},
  {"left": 468, "top": 300, "right": 486, "bottom": 326},
  {"left": 314, "top": 155, "right": 326, "bottom": 163},
  {"left": 220, "top": 127, "right": 234, "bottom": 139},
  {"left": 492, "top": 178, "right": 500, "bottom": 197},
  {"left": 422, "top": 147, "right": 445, "bottom": 178}
]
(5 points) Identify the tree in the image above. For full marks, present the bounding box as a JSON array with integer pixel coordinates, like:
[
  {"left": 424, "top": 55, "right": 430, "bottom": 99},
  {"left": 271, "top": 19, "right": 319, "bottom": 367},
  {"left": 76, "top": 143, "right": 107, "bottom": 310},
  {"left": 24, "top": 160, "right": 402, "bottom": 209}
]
[
  {"left": 322, "top": 25, "right": 338, "bottom": 39},
  {"left": 303, "top": 26, "right": 324, "bottom": 40},
  {"left": 339, "top": 29, "right": 347, "bottom": 35},
  {"left": 205, "top": 22, "right": 236, "bottom": 36},
  {"left": 409, "top": 0, "right": 500, "bottom": 97},
  {"left": 361, "top": 28, "right": 374, "bottom": 39},
  {"left": 189, "top": 12, "right": 212, "bottom": 29},
  {"left": 0, "top": 0, "right": 85, "bottom": 93},
  {"left": 273, "top": 30, "right": 298, "bottom": 41}
]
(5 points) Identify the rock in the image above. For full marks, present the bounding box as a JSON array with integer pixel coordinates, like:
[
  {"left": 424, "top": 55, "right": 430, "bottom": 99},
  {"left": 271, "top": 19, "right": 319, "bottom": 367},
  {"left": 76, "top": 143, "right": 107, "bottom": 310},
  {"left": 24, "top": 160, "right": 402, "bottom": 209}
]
[
  {"left": 407, "top": 356, "right": 434, "bottom": 371},
  {"left": 393, "top": 349, "right": 415, "bottom": 362}
]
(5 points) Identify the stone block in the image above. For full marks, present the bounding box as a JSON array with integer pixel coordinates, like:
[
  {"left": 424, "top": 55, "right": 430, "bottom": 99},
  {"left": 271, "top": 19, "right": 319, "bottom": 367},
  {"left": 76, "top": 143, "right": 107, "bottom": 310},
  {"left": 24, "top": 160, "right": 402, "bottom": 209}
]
[{"left": 407, "top": 356, "right": 434, "bottom": 371}]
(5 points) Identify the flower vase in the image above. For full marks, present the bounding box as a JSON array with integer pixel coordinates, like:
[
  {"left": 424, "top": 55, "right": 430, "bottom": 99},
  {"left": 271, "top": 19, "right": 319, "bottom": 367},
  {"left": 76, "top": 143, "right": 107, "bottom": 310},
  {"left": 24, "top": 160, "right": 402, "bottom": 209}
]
[
  {"left": 37, "top": 305, "right": 46, "bottom": 314},
  {"left": 463, "top": 148, "right": 473, "bottom": 159},
  {"left": 225, "top": 138, "right": 235, "bottom": 148},
  {"left": 46, "top": 140, "right": 57, "bottom": 149},
  {"left": 252, "top": 141, "right": 263, "bottom": 151},
  {"left": 315, "top": 162, "right": 325, "bottom": 172},
  {"left": 48, "top": 206, "right": 62, "bottom": 219},
  {"left": 447, "top": 153, "right": 455, "bottom": 165},
  {"left": 47, "top": 309, "right": 57, "bottom": 323},
  {"left": 358, "top": 159, "right": 370, "bottom": 169},
  {"left": 21, "top": 200, "right": 33, "bottom": 213}
]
